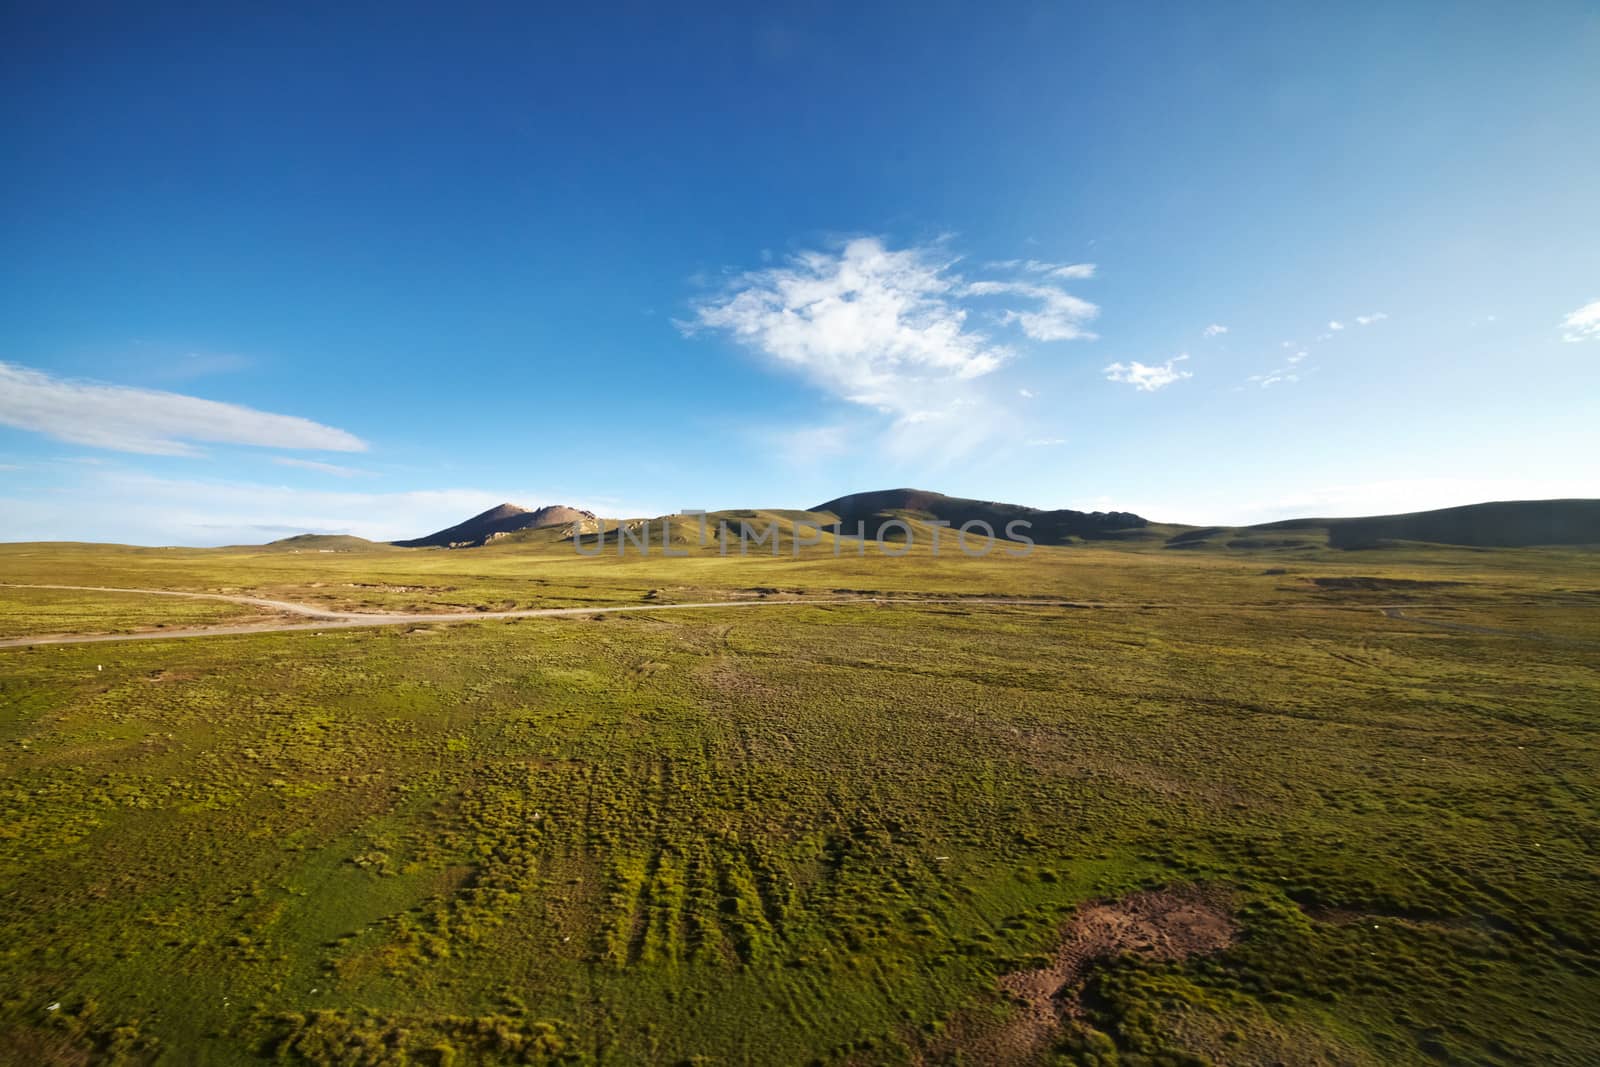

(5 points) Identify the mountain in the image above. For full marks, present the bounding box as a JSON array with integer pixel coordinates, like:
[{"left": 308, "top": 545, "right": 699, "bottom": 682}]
[
  {"left": 392, "top": 503, "right": 597, "bottom": 548},
  {"left": 812, "top": 488, "right": 1152, "bottom": 544},
  {"left": 1168, "top": 499, "right": 1600, "bottom": 550}
]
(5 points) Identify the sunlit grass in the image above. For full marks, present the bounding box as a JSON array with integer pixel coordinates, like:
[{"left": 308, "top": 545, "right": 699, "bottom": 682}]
[{"left": 0, "top": 538, "right": 1596, "bottom": 1063}]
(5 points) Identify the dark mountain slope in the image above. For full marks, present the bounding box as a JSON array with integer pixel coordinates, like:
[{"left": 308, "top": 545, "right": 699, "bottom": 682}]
[
  {"left": 1312, "top": 499, "right": 1600, "bottom": 548},
  {"left": 812, "top": 488, "right": 1151, "bottom": 544},
  {"left": 1168, "top": 499, "right": 1600, "bottom": 550},
  {"left": 393, "top": 503, "right": 596, "bottom": 548}
]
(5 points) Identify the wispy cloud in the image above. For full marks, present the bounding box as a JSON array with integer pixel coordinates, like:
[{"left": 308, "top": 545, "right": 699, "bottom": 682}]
[
  {"left": 1327, "top": 320, "right": 1345, "bottom": 331},
  {"left": 766, "top": 421, "right": 856, "bottom": 462},
  {"left": 1202, "top": 324, "right": 1229, "bottom": 337},
  {"left": 684, "top": 238, "right": 1099, "bottom": 450},
  {"left": 1354, "top": 312, "right": 1388, "bottom": 326},
  {"left": 1038, "top": 261, "right": 1096, "bottom": 280},
  {"left": 984, "top": 258, "right": 1096, "bottom": 279},
  {"left": 1104, "top": 355, "right": 1191, "bottom": 392},
  {"left": 1560, "top": 298, "right": 1600, "bottom": 342},
  {"left": 0, "top": 361, "right": 366, "bottom": 456},
  {"left": 273, "top": 457, "right": 373, "bottom": 477},
  {"left": 1027, "top": 437, "right": 1067, "bottom": 446},
  {"left": 964, "top": 279, "right": 1099, "bottom": 341},
  {"left": 1246, "top": 346, "right": 1312, "bottom": 388},
  {"left": 159, "top": 351, "right": 254, "bottom": 380},
  {"left": 1246, "top": 371, "right": 1300, "bottom": 388},
  {"left": 0, "top": 470, "right": 649, "bottom": 545}
]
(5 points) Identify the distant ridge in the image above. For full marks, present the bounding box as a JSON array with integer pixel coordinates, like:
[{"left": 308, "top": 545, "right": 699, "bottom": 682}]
[
  {"left": 1162, "top": 499, "right": 1600, "bottom": 551},
  {"left": 393, "top": 503, "right": 597, "bottom": 548},
  {"left": 1263, "top": 499, "right": 1600, "bottom": 549},
  {"left": 386, "top": 493, "right": 1600, "bottom": 553},
  {"left": 812, "top": 488, "right": 1150, "bottom": 545}
]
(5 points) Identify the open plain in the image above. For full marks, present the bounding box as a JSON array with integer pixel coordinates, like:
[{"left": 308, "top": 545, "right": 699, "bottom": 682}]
[{"left": 1, "top": 532, "right": 1597, "bottom": 1065}]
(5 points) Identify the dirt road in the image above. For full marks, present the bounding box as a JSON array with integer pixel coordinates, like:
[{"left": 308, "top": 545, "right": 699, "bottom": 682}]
[
  {"left": 0, "top": 584, "right": 1077, "bottom": 648},
  {"left": 2, "top": 584, "right": 1583, "bottom": 649}
]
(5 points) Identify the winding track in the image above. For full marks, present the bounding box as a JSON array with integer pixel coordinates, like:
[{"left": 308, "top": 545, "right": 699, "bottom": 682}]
[
  {"left": 0, "top": 584, "right": 1082, "bottom": 649},
  {"left": 2, "top": 584, "right": 1585, "bottom": 649}
]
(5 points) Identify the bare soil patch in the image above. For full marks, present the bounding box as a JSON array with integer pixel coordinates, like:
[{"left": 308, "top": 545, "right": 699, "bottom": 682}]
[{"left": 980, "top": 885, "right": 1237, "bottom": 1063}]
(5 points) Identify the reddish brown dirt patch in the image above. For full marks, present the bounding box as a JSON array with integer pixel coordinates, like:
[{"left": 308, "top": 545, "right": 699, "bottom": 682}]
[{"left": 983, "top": 886, "right": 1237, "bottom": 1063}]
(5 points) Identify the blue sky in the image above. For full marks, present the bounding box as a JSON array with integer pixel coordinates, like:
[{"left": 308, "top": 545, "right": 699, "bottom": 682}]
[{"left": 3, "top": 3, "right": 1597, "bottom": 544}]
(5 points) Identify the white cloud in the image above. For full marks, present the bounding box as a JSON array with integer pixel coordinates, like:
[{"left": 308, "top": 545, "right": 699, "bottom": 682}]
[
  {"left": 964, "top": 279, "right": 1099, "bottom": 341},
  {"left": 988, "top": 259, "right": 1096, "bottom": 279},
  {"left": 687, "top": 238, "right": 1010, "bottom": 417},
  {"left": 0, "top": 361, "right": 366, "bottom": 456},
  {"left": 272, "top": 457, "right": 373, "bottom": 477},
  {"left": 1018, "top": 388, "right": 1035, "bottom": 398},
  {"left": 1104, "top": 354, "right": 1191, "bottom": 392},
  {"left": 1027, "top": 437, "right": 1067, "bottom": 446},
  {"left": 1560, "top": 298, "right": 1600, "bottom": 342},
  {"left": 685, "top": 238, "right": 1099, "bottom": 456},
  {"left": 1327, "top": 320, "right": 1345, "bottom": 331},
  {"left": 1355, "top": 312, "right": 1388, "bottom": 326},
  {"left": 1202, "top": 324, "right": 1229, "bottom": 337},
  {"left": 1041, "top": 262, "right": 1096, "bottom": 280}
]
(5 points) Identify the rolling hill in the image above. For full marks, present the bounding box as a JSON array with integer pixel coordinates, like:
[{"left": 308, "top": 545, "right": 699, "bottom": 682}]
[
  {"left": 256, "top": 534, "right": 394, "bottom": 553},
  {"left": 1169, "top": 499, "right": 1600, "bottom": 551}
]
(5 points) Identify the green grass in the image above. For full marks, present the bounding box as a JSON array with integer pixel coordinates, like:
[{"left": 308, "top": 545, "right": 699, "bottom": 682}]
[
  {"left": 0, "top": 586, "right": 269, "bottom": 639},
  {"left": 0, "top": 537, "right": 1597, "bottom": 1064}
]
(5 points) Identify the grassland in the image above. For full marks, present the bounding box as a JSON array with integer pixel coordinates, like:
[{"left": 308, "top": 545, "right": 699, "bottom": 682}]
[
  {"left": 0, "top": 585, "right": 270, "bottom": 640},
  {"left": 1, "top": 533, "right": 1597, "bottom": 1064}
]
